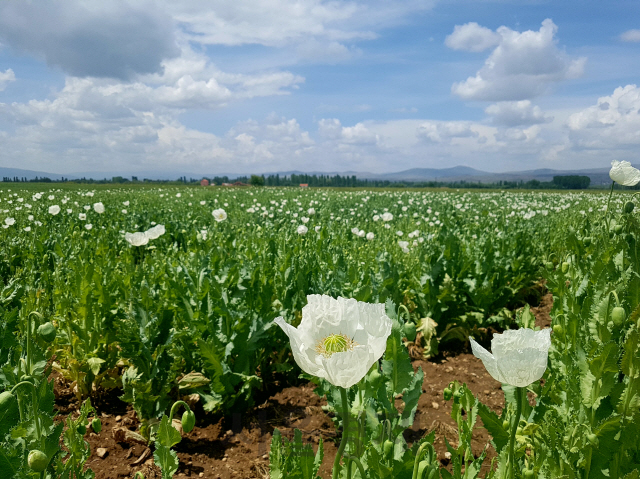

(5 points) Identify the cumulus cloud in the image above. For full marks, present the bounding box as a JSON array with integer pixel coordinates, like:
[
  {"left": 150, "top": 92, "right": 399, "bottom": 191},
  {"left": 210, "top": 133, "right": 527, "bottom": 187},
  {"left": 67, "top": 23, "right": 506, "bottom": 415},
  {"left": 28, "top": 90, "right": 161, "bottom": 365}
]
[
  {"left": 0, "top": 2, "right": 179, "bottom": 80},
  {"left": 445, "top": 22, "right": 501, "bottom": 52},
  {"left": 0, "top": 69, "right": 15, "bottom": 91},
  {"left": 620, "top": 29, "right": 640, "bottom": 42},
  {"left": 451, "top": 19, "right": 586, "bottom": 101},
  {"left": 567, "top": 84, "right": 640, "bottom": 148},
  {"left": 416, "top": 121, "right": 479, "bottom": 143},
  {"left": 485, "top": 100, "right": 553, "bottom": 126}
]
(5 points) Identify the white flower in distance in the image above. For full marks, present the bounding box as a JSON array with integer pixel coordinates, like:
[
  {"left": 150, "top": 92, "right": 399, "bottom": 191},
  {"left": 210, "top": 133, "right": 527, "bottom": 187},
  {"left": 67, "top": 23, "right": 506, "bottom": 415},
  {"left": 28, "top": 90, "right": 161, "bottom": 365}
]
[
  {"left": 381, "top": 212, "right": 393, "bottom": 221},
  {"left": 123, "top": 201, "right": 130, "bottom": 206},
  {"left": 212, "top": 208, "right": 227, "bottom": 222},
  {"left": 125, "top": 232, "right": 149, "bottom": 247},
  {"left": 48, "top": 205, "right": 60, "bottom": 215},
  {"left": 297, "top": 224, "right": 308, "bottom": 235},
  {"left": 307, "top": 207, "right": 315, "bottom": 215},
  {"left": 79, "top": 213, "right": 86, "bottom": 220},
  {"left": 315, "top": 225, "right": 321, "bottom": 232},
  {"left": 609, "top": 160, "right": 640, "bottom": 186},
  {"left": 470, "top": 328, "right": 551, "bottom": 387},
  {"left": 93, "top": 202, "right": 105, "bottom": 214},
  {"left": 398, "top": 240, "right": 409, "bottom": 253},
  {"left": 274, "top": 295, "right": 392, "bottom": 388},
  {"left": 5, "top": 217, "right": 15, "bottom": 226},
  {"left": 366, "top": 232, "right": 374, "bottom": 240},
  {"left": 301, "top": 216, "right": 309, "bottom": 224},
  {"left": 85, "top": 224, "right": 93, "bottom": 230},
  {"left": 373, "top": 214, "right": 380, "bottom": 221},
  {"left": 144, "top": 224, "right": 165, "bottom": 240}
]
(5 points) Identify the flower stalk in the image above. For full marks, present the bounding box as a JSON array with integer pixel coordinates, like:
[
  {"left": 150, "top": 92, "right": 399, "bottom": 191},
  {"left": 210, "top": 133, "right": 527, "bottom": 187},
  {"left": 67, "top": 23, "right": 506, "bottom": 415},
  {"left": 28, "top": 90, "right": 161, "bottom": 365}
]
[
  {"left": 507, "top": 387, "right": 525, "bottom": 479},
  {"left": 333, "top": 387, "right": 350, "bottom": 479}
]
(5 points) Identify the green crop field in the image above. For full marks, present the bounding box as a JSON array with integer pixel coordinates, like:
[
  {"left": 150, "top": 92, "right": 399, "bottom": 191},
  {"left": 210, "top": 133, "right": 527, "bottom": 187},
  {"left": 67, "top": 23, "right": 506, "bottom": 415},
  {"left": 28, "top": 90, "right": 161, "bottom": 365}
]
[{"left": 0, "top": 183, "right": 639, "bottom": 479}]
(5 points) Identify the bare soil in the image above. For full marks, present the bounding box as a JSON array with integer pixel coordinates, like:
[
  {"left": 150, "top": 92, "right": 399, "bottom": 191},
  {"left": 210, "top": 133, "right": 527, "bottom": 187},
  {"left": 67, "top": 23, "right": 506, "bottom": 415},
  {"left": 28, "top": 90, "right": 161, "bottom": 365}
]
[{"left": 53, "top": 293, "right": 554, "bottom": 479}]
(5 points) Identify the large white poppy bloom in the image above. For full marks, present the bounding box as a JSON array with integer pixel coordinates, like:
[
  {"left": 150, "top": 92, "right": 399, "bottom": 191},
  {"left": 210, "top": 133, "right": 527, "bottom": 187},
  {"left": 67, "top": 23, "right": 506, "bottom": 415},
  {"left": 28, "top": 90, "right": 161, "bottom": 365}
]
[
  {"left": 275, "top": 295, "right": 392, "bottom": 388},
  {"left": 125, "top": 232, "right": 149, "bottom": 247},
  {"left": 93, "top": 202, "right": 105, "bottom": 214},
  {"left": 470, "top": 328, "right": 551, "bottom": 387},
  {"left": 609, "top": 160, "right": 640, "bottom": 186},
  {"left": 212, "top": 208, "right": 227, "bottom": 222},
  {"left": 48, "top": 205, "right": 60, "bottom": 215},
  {"left": 144, "top": 224, "right": 165, "bottom": 240}
]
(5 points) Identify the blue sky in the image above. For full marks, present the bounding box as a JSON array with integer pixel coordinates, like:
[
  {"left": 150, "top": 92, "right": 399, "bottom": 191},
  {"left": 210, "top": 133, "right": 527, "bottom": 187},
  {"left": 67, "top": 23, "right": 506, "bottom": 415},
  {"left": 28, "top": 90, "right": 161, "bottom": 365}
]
[{"left": 0, "top": 0, "right": 639, "bottom": 177}]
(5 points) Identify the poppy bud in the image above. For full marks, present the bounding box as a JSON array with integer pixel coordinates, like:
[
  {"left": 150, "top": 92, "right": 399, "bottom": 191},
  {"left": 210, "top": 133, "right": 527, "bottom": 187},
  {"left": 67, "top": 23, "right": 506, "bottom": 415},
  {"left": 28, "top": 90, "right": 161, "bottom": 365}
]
[
  {"left": 443, "top": 387, "right": 452, "bottom": 401},
  {"left": 552, "top": 324, "right": 563, "bottom": 337},
  {"left": 561, "top": 262, "right": 569, "bottom": 274},
  {"left": 0, "top": 391, "right": 15, "bottom": 409},
  {"left": 403, "top": 322, "right": 417, "bottom": 342},
  {"left": 614, "top": 224, "right": 623, "bottom": 234},
  {"left": 91, "top": 418, "right": 102, "bottom": 433},
  {"left": 37, "top": 322, "right": 56, "bottom": 343},
  {"left": 77, "top": 424, "right": 87, "bottom": 435},
  {"left": 612, "top": 307, "right": 625, "bottom": 327},
  {"left": 587, "top": 433, "right": 598, "bottom": 446},
  {"left": 624, "top": 201, "right": 635, "bottom": 214},
  {"left": 28, "top": 450, "right": 48, "bottom": 472},
  {"left": 383, "top": 439, "right": 394, "bottom": 458},
  {"left": 182, "top": 410, "right": 196, "bottom": 433}
]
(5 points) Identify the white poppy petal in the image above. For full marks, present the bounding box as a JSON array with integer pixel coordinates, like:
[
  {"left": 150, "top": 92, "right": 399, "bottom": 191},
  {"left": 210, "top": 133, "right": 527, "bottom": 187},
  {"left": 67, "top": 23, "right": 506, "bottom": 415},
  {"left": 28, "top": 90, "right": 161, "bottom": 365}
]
[
  {"left": 274, "top": 317, "right": 324, "bottom": 378},
  {"left": 470, "top": 338, "right": 506, "bottom": 384},
  {"left": 321, "top": 346, "right": 373, "bottom": 389}
]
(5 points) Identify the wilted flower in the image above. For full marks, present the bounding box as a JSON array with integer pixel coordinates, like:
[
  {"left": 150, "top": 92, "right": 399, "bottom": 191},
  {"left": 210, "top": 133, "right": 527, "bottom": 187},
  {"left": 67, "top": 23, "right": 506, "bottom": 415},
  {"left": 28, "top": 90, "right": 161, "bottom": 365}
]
[
  {"left": 125, "top": 232, "right": 149, "bottom": 247},
  {"left": 382, "top": 212, "right": 393, "bottom": 221},
  {"left": 144, "top": 224, "right": 165, "bottom": 240},
  {"left": 274, "top": 295, "right": 392, "bottom": 388},
  {"left": 212, "top": 208, "right": 227, "bottom": 222},
  {"left": 93, "top": 202, "right": 105, "bottom": 214},
  {"left": 609, "top": 160, "right": 640, "bottom": 186},
  {"left": 297, "top": 225, "right": 308, "bottom": 235},
  {"left": 470, "top": 328, "right": 551, "bottom": 387},
  {"left": 48, "top": 205, "right": 60, "bottom": 215},
  {"left": 366, "top": 232, "right": 374, "bottom": 240}
]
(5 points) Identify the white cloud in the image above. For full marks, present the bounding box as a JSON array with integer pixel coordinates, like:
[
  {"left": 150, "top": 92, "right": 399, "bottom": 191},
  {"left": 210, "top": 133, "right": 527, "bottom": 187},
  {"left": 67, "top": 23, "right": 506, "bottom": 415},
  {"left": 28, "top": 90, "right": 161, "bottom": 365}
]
[
  {"left": 416, "top": 121, "right": 480, "bottom": 143},
  {"left": 485, "top": 100, "right": 553, "bottom": 126},
  {"left": 0, "top": 2, "right": 179, "bottom": 80},
  {"left": 620, "top": 29, "right": 640, "bottom": 42},
  {"left": 451, "top": 19, "right": 586, "bottom": 101},
  {"left": 0, "top": 69, "right": 15, "bottom": 91},
  {"left": 445, "top": 22, "right": 501, "bottom": 52},
  {"left": 567, "top": 84, "right": 640, "bottom": 149}
]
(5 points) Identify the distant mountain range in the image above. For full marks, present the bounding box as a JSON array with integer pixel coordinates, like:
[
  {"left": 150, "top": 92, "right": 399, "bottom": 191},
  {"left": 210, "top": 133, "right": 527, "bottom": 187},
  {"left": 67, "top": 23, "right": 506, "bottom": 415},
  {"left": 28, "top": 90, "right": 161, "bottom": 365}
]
[{"left": 0, "top": 164, "right": 623, "bottom": 186}]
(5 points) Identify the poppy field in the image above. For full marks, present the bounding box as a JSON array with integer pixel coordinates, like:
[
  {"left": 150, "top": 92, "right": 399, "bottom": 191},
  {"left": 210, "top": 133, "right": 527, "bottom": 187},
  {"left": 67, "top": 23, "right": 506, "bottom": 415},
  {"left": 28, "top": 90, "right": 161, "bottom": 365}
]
[{"left": 0, "top": 178, "right": 639, "bottom": 479}]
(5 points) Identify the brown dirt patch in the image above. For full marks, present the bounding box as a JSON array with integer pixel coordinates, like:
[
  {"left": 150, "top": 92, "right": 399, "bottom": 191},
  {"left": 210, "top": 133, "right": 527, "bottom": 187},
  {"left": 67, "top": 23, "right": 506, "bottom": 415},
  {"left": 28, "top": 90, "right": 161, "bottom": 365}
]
[{"left": 54, "top": 352, "right": 505, "bottom": 479}]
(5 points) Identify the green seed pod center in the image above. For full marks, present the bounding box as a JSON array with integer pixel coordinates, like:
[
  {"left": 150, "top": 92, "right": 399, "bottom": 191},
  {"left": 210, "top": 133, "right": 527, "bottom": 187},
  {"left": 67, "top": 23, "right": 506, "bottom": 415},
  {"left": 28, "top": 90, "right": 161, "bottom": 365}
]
[{"left": 316, "top": 334, "right": 356, "bottom": 357}]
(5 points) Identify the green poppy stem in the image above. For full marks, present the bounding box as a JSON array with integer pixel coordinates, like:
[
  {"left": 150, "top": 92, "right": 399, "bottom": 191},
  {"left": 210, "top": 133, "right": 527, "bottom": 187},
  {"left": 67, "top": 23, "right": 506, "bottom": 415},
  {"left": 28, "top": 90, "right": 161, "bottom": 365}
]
[
  {"left": 604, "top": 181, "right": 615, "bottom": 233},
  {"left": 507, "top": 387, "right": 524, "bottom": 479},
  {"left": 333, "top": 387, "right": 350, "bottom": 479}
]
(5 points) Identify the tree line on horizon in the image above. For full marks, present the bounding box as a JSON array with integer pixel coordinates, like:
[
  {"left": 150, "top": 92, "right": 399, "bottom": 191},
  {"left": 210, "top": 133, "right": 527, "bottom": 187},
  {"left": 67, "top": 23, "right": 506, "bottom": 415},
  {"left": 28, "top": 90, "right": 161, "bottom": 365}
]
[{"left": 2, "top": 173, "right": 628, "bottom": 190}]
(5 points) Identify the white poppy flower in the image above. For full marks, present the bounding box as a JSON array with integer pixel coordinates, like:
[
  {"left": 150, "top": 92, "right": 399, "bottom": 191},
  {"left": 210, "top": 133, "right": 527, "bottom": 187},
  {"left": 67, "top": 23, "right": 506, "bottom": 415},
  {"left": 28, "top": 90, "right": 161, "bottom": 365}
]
[
  {"left": 366, "top": 232, "right": 374, "bottom": 240},
  {"left": 274, "top": 295, "right": 392, "bottom": 388},
  {"left": 212, "top": 208, "right": 227, "bottom": 222},
  {"left": 381, "top": 212, "right": 393, "bottom": 221},
  {"left": 122, "top": 209, "right": 127, "bottom": 214},
  {"left": 144, "top": 224, "right": 165, "bottom": 240},
  {"left": 79, "top": 213, "right": 86, "bottom": 220},
  {"left": 470, "top": 328, "right": 551, "bottom": 387},
  {"left": 125, "top": 232, "right": 149, "bottom": 246},
  {"left": 315, "top": 225, "right": 321, "bottom": 232},
  {"left": 398, "top": 240, "right": 409, "bottom": 253},
  {"left": 301, "top": 216, "right": 309, "bottom": 224},
  {"left": 48, "top": 205, "right": 60, "bottom": 215},
  {"left": 609, "top": 160, "right": 640, "bottom": 186},
  {"left": 93, "top": 202, "right": 105, "bottom": 214},
  {"left": 200, "top": 201, "right": 206, "bottom": 206},
  {"left": 85, "top": 224, "right": 93, "bottom": 230},
  {"left": 373, "top": 215, "right": 380, "bottom": 221},
  {"left": 297, "top": 224, "right": 308, "bottom": 235},
  {"left": 24, "top": 226, "right": 31, "bottom": 232},
  {"left": 123, "top": 201, "right": 130, "bottom": 206},
  {"left": 358, "top": 230, "right": 365, "bottom": 237},
  {"left": 307, "top": 207, "right": 315, "bottom": 215},
  {"left": 5, "top": 217, "right": 15, "bottom": 226}
]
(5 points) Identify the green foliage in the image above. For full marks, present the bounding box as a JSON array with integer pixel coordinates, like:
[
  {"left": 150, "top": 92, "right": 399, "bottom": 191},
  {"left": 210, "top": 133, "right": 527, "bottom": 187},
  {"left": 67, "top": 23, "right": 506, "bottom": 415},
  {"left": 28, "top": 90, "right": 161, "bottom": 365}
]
[{"left": 269, "top": 429, "right": 324, "bottom": 479}]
